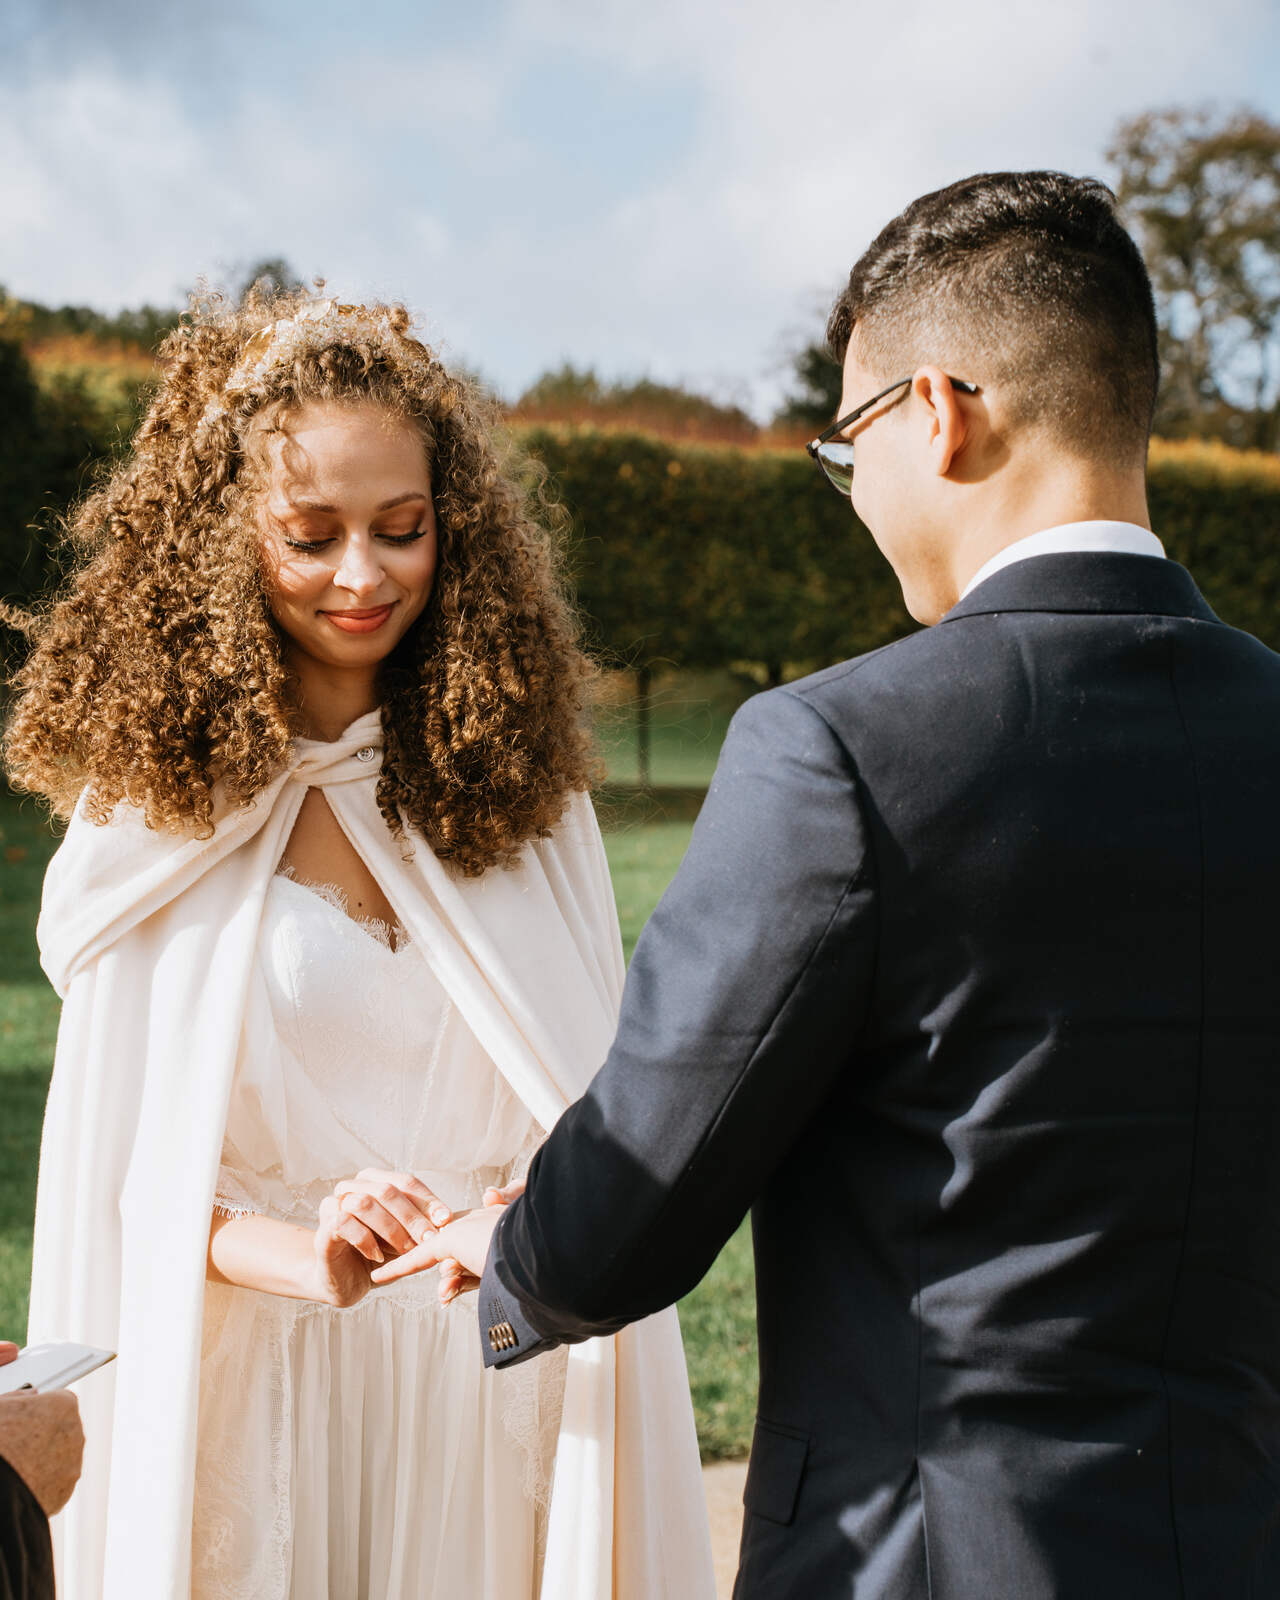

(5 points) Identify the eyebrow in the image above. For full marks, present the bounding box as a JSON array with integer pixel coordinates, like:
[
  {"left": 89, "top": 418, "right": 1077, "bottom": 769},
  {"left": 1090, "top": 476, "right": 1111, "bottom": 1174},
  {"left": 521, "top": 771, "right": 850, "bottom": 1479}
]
[{"left": 285, "top": 491, "right": 428, "bottom": 514}]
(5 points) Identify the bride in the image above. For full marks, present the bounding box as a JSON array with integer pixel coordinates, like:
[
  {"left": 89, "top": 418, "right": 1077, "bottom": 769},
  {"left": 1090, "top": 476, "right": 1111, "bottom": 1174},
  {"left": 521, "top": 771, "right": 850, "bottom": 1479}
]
[{"left": 5, "top": 293, "right": 714, "bottom": 1599}]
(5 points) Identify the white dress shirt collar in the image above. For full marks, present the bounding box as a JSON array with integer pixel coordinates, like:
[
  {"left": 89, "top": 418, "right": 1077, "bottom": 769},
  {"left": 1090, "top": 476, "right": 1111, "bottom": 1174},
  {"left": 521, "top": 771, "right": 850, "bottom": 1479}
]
[{"left": 960, "top": 520, "right": 1166, "bottom": 601}]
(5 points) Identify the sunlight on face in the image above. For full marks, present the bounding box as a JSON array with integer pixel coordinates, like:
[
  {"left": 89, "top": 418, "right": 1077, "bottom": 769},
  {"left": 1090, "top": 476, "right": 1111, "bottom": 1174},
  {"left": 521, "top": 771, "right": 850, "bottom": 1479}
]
[{"left": 255, "top": 401, "right": 438, "bottom": 674}]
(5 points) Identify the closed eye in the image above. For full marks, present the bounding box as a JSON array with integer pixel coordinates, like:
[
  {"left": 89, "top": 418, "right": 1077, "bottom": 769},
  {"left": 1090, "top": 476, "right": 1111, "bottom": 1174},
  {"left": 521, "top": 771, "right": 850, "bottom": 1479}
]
[{"left": 283, "top": 528, "right": 430, "bottom": 552}]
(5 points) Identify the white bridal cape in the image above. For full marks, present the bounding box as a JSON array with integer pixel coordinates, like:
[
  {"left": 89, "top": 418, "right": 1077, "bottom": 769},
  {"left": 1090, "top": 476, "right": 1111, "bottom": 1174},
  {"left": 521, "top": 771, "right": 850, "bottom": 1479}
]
[{"left": 28, "top": 709, "right": 715, "bottom": 1600}]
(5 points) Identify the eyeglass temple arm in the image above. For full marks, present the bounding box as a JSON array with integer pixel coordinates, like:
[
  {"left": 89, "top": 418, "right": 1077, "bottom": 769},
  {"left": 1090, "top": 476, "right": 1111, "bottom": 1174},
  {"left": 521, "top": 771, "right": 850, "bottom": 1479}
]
[{"left": 815, "top": 375, "right": 979, "bottom": 445}]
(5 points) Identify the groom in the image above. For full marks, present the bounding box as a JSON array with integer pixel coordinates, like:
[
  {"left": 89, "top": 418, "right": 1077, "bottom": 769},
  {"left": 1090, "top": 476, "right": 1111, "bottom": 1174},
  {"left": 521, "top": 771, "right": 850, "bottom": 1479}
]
[{"left": 411, "top": 172, "right": 1280, "bottom": 1595}]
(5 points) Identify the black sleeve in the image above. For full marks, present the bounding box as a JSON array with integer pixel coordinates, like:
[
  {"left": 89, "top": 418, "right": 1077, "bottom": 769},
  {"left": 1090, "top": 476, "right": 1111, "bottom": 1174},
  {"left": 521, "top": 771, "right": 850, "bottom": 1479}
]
[
  {"left": 477, "top": 686, "right": 877, "bottom": 1367},
  {"left": 0, "top": 1454, "right": 54, "bottom": 1600}
]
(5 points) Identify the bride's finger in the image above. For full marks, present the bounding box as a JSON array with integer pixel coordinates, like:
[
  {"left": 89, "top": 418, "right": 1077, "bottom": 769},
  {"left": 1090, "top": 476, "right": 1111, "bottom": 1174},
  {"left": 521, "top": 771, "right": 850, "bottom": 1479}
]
[
  {"left": 340, "top": 1176, "right": 441, "bottom": 1242},
  {"left": 319, "top": 1199, "right": 383, "bottom": 1264},
  {"left": 482, "top": 1179, "right": 525, "bottom": 1207},
  {"left": 354, "top": 1169, "right": 453, "bottom": 1229},
  {"left": 335, "top": 1185, "right": 421, "bottom": 1254},
  {"left": 369, "top": 1236, "right": 443, "bottom": 1285},
  {"left": 337, "top": 1215, "right": 384, "bottom": 1264}
]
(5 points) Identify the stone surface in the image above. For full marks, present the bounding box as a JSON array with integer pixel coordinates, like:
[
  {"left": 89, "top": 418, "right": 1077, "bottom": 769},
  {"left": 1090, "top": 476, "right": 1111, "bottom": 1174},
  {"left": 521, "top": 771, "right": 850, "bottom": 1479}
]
[{"left": 702, "top": 1460, "right": 748, "bottom": 1598}]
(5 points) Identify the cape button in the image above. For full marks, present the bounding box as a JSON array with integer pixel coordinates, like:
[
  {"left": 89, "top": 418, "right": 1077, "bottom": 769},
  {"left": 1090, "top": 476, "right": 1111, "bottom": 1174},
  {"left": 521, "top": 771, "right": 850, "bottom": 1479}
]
[{"left": 355, "top": 746, "right": 377, "bottom": 762}]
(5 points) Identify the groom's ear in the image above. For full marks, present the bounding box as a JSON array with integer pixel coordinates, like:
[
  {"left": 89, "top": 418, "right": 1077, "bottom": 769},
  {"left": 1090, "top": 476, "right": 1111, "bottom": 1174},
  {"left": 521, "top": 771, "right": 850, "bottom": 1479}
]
[{"left": 912, "top": 366, "right": 970, "bottom": 477}]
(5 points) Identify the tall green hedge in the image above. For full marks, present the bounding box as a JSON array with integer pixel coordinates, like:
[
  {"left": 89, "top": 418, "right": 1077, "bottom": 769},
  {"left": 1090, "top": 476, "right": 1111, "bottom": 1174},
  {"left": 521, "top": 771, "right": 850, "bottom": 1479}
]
[
  {"left": 0, "top": 341, "right": 140, "bottom": 617},
  {"left": 1144, "top": 440, "right": 1280, "bottom": 648},
  {"left": 520, "top": 425, "right": 912, "bottom": 681},
  {"left": 521, "top": 425, "right": 1280, "bottom": 669},
  {"left": 2, "top": 381, "right": 1277, "bottom": 676}
]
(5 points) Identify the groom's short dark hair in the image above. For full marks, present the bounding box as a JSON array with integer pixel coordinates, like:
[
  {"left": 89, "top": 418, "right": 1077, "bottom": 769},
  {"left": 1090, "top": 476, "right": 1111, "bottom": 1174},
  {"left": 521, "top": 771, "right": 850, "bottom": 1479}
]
[{"left": 827, "top": 171, "right": 1160, "bottom": 462}]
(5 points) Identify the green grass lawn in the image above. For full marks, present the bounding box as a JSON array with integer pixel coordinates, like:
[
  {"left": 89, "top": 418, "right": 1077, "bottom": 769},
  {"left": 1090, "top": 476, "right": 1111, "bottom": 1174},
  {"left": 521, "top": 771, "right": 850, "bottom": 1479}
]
[
  {"left": 603, "top": 819, "right": 758, "bottom": 1461},
  {"left": 603, "top": 819, "right": 699, "bottom": 959},
  {"left": 0, "top": 790, "right": 65, "bottom": 1339},
  {"left": 0, "top": 773, "right": 757, "bottom": 1460},
  {"left": 596, "top": 683, "right": 736, "bottom": 789}
]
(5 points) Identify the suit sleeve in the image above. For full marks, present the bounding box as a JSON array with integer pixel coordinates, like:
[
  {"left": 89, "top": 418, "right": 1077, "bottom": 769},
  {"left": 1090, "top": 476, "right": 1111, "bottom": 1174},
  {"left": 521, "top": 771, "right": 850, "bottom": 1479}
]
[
  {"left": 478, "top": 686, "right": 877, "bottom": 1367},
  {"left": 0, "top": 1454, "right": 54, "bottom": 1600}
]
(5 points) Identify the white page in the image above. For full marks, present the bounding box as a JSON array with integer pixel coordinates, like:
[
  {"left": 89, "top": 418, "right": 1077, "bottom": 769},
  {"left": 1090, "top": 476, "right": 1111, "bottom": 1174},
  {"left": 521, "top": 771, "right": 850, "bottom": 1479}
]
[{"left": 0, "top": 1342, "right": 116, "bottom": 1394}]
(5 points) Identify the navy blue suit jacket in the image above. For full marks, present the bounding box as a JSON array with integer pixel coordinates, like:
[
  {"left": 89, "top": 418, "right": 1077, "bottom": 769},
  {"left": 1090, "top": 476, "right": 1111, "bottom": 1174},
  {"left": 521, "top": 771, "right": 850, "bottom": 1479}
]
[{"left": 479, "top": 553, "right": 1280, "bottom": 1598}]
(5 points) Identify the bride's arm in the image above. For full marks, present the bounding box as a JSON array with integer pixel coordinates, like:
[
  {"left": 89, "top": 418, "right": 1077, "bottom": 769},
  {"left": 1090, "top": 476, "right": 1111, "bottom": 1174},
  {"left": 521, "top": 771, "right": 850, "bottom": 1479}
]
[
  {"left": 206, "top": 1198, "right": 380, "bottom": 1308},
  {"left": 207, "top": 1170, "right": 453, "bottom": 1307}
]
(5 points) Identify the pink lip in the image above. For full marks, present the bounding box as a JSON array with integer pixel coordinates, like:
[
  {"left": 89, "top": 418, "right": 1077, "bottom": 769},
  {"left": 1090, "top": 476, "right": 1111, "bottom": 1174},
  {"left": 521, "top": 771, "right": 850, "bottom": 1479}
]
[{"left": 321, "top": 604, "right": 396, "bottom": 634}]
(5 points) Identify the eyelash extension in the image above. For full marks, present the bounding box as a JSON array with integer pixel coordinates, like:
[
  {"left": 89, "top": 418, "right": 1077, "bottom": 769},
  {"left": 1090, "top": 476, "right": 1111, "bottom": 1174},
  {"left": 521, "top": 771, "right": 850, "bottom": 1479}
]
[{"left": 283, "top": 529, "right": 429, "bottom": 552}]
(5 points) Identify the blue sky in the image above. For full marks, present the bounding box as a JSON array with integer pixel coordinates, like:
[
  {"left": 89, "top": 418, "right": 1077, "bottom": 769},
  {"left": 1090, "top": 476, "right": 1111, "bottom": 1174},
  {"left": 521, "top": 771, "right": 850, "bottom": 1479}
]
[{"left": 3, "top": 0, "right": 1279, "bottom": 416}]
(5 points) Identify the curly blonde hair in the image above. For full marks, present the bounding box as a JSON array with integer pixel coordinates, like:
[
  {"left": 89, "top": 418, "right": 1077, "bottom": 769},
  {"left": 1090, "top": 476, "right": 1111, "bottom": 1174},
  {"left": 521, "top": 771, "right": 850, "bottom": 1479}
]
[{"left": 3, "top": 289, "right": 598, "bottom": 875}]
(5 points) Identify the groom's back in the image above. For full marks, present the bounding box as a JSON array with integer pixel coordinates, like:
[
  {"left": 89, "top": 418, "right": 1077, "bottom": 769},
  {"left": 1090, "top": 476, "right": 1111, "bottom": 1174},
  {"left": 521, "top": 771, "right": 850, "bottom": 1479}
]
[
  {"left": 472, "top": 171, "right": 1280, "bottom": 1600},
  {"left": 744, "top": 552, "right": 1280, "bottom": 1598}
]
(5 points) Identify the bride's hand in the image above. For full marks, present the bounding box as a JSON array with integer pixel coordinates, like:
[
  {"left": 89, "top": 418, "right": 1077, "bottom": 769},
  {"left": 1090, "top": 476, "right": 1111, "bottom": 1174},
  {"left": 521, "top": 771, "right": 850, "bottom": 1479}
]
[
  {"left": 333, "top": 1169, "right": 454, "bottom": 1258},
  {"left": 310, "top": 1193, "right": 379, "bottom": 1308},
  {"left": 307, "top": 1169, "right": 450, "bottom": 1308}
]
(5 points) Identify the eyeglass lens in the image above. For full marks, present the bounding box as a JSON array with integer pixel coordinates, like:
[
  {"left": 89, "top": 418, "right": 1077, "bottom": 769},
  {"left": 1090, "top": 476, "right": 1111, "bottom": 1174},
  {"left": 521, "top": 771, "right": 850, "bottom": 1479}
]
[{"left": 816, "top": 441, "right": 856, "bottom": 495}]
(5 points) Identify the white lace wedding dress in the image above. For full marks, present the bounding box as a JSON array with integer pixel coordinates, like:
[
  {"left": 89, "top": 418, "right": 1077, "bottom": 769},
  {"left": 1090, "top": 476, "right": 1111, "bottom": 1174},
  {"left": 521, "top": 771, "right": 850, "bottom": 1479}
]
[{"left": 191, "top": 866, "right": 568, "bottom": 1599}]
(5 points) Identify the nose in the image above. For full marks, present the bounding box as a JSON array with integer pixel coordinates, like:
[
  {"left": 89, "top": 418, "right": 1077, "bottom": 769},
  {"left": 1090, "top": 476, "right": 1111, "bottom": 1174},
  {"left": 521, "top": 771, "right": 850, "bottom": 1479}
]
[{"left": 333, "top": 533, "right": 386, "bottom": 597}]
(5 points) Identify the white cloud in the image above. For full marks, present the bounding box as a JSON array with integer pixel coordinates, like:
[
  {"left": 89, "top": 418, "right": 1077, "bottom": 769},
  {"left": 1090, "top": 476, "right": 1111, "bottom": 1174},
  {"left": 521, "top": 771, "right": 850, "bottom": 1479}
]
[
  {"left": 2, "top": 0, "right": 1277, "bottom": 415},
  {"left": 458, "top": 0, "right": 1280, "bottom": 406}
]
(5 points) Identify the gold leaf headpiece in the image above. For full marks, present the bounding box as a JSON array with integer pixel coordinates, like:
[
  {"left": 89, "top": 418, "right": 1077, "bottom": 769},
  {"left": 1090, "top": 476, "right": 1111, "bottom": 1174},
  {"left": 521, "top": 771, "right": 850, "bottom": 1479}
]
[{"left": 199, "top": 298, "right": 430, "bottom": 431}]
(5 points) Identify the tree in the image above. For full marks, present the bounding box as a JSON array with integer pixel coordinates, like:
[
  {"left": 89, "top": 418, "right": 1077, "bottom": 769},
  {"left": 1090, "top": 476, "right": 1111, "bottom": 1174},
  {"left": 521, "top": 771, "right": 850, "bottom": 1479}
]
[
  {"left": 517, "top": 364, "right": 608, "bottom": 414},
  {"left": 1108, "top": 106, "right": 1280, "bottom": 451},
  {"left": 773, "top": 340, "right": 843, "bottom": 430},
  {"left": 234, "top": 256, "right": 304, "bottom": 304},
  {"left": 516, "top": 364, "right": 758, "bottom": 445},
  {"left": 12, "top": 294, "right": 179, "bottom": 353}
]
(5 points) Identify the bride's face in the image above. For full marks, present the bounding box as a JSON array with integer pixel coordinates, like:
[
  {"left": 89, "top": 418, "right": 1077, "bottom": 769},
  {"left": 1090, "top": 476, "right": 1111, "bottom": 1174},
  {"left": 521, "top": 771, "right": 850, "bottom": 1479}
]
[{"left": 255, "top": 400, "right": 438, "bottom": 672}]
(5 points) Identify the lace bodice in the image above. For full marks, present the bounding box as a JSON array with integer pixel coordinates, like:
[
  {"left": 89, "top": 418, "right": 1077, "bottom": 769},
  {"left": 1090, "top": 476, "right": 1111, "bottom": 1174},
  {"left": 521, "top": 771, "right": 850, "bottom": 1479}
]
[
  {"left": 198, "top": 869, "right": 566, "bottom": 1599},
  {"left": 215, "top": 869, "right": 537, "bottom": 1225}
]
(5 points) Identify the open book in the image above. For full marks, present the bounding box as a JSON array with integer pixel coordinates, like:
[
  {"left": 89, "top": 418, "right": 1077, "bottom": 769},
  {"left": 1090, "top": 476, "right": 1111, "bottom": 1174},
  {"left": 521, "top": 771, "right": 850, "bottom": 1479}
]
[{"left": 0, "top": 1342, "right": 116, "bottom": 1393}]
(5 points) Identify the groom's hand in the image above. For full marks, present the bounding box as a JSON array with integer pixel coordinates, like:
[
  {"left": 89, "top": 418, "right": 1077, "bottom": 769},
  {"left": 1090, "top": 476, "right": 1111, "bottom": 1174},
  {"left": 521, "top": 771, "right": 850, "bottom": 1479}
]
[
  {"left": 368, "top": 1183, "right": 521, "bottom": 1293},
  {"left": 439, "top": 1181, "right": 524, "bottom": 1304}
]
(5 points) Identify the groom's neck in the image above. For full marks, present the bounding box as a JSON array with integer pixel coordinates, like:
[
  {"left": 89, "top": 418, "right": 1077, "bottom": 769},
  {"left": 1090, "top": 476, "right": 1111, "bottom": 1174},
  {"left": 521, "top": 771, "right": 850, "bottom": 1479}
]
[{"left": 945, "top": 452, "right": 1153, "bottom": 605}]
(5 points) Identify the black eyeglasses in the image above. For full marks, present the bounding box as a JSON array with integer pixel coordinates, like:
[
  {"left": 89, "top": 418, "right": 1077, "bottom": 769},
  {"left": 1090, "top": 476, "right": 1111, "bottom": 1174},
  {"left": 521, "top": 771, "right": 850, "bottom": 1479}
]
[{"left": 806, "top": 375, "right": 979, "bottom": 496}]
